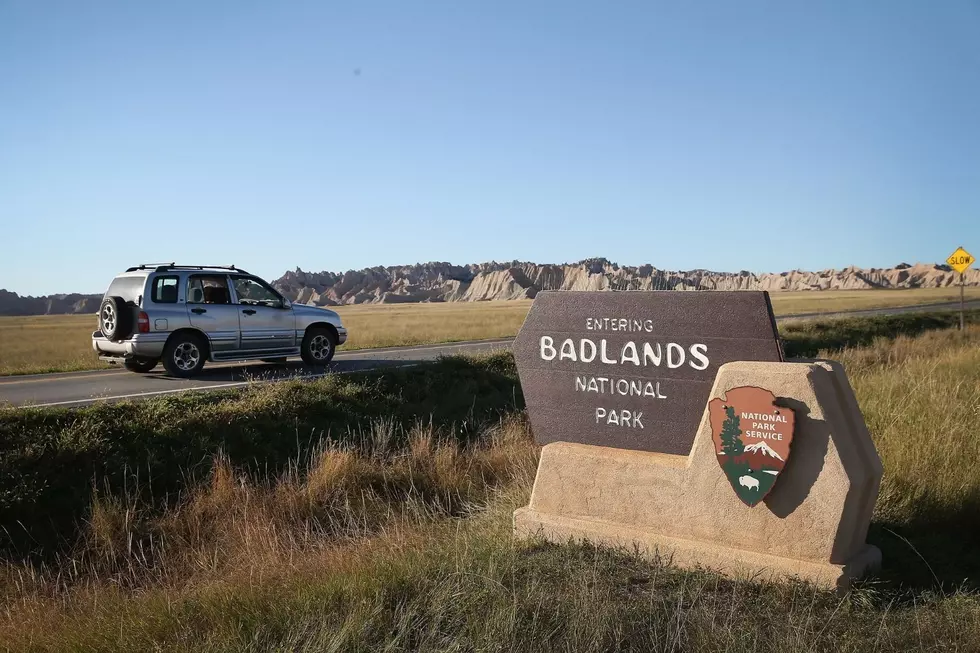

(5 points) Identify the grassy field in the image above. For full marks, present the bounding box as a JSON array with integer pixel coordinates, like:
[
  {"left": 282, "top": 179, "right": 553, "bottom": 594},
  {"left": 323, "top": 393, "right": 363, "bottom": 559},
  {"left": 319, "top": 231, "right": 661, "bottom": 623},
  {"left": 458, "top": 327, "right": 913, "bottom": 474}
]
[
  {"left": 2, "top": 317, "right": 980, "bottom": 650},
  {"left": 767, "top": 285, "right": 979, "bottom": 315},
  {"left": 2, "top": 287, "right": 980, "bottom": 375}
]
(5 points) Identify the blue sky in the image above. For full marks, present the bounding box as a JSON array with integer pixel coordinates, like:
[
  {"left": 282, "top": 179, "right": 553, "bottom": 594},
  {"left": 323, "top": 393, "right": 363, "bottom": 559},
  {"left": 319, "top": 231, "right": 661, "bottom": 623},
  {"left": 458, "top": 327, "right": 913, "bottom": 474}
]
[{"left": 2, "top": 1, "right": 978, "bottom": 295}]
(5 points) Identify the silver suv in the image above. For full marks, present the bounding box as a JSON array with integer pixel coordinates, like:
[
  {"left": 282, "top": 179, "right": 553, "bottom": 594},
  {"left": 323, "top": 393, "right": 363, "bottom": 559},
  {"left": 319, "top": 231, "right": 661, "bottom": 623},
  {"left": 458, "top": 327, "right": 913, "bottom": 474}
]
[{"left": 92, "top": 264, "right": 348, "bottom": 377}]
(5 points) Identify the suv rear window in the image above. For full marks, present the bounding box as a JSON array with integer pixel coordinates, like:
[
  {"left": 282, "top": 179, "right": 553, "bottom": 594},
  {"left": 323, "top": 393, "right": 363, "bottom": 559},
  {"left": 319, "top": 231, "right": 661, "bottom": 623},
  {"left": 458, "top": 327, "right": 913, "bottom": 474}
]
[
  {"left": 151, "top": 276, "right": 179, "bottom": 303},
  {"left": 104, "top": 276, "right": 147, "bottom": 304}
]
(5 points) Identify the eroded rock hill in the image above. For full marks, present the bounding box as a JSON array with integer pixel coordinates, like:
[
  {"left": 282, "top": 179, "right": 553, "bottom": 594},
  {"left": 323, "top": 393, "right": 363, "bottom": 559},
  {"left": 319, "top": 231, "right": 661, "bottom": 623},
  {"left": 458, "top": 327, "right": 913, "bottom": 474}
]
[
  {"left": 0, "top": 289, "right": 100, "bottom": 316},
  {"left": 272, "top": 259, "right": 980, "bottom": 306},
  {"left": 3, "top": 259, "right": 976, "bottom": 315}
]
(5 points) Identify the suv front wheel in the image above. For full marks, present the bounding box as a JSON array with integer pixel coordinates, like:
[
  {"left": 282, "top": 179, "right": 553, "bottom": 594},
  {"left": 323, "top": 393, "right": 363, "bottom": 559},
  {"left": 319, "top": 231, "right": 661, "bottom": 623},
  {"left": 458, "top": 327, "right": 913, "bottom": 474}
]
[
  {"left": 301, "top": 327, "right": 336, "bottom": 366},
  {"left": 163, "top": 333, "right": 208, "bottom": 378}
]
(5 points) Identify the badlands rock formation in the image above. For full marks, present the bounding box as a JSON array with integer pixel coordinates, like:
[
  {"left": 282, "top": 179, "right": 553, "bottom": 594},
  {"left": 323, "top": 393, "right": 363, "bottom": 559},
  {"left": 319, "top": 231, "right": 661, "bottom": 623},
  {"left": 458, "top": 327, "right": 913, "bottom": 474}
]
[
  {"left": 272, "top": 258, "right": 980, "bottom": 306},
  {"left": 2, "top": 259, "right": 976, "bottom": 315},
  {"left": 0, "top": 289, "right": 100, "bottom": 316}
]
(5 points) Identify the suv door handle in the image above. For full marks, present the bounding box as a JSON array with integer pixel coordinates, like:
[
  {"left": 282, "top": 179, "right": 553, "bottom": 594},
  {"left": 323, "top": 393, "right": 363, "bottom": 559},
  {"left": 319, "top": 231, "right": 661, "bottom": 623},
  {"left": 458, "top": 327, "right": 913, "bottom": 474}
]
[
  {"left": 242, "top": 309, "right": 256, "bottom": 315},
  {"left": 191, "top": 308, "right": 207, "bottom": 314}
]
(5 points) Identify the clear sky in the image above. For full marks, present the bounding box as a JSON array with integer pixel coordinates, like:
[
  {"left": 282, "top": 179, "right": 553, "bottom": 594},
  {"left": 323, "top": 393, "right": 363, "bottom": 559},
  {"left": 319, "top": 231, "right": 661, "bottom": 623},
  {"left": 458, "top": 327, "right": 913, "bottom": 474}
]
[{"left": 2, "top": 1, "right": 978, "bottom": 295}]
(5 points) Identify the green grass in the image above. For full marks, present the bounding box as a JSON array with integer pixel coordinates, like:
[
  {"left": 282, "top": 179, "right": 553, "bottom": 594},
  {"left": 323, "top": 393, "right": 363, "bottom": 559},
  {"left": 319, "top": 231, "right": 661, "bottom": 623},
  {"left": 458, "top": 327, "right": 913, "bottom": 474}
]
[
  {"left": 3, "top": 319, "right": 980, "bottom": 650},
  {"left": 780, "top": 308, "right": 980, "bottom": 357}
]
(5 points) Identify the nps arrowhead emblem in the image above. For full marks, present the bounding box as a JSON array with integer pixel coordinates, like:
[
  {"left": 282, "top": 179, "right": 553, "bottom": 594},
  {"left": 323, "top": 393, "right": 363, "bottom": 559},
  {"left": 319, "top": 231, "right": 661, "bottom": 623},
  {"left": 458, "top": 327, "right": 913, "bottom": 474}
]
[{"left": 709, "top": 386, "right": 795, "bottom": 507}]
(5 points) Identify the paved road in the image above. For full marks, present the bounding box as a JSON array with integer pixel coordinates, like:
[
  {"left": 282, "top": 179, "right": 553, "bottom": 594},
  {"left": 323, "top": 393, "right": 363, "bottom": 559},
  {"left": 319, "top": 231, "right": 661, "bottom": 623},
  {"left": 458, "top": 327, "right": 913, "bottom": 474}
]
[
  {"left": 0, "top": 339, "right": 513, "bottom": 408},
  {"left": 1, "top": 300, "right": 976, "bottom": 408}
]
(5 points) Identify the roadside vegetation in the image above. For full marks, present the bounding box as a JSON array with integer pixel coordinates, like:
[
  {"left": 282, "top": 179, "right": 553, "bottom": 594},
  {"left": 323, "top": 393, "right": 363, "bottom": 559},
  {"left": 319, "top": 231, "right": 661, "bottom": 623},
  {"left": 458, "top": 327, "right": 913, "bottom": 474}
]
[
  {"left": 2, "top": 287, "right": 980, "bottom": 374},
  {"left": 779, "top": 307, "right": 980, "bottom": 356},
  {"left": 2, "top": 314, "right": 980, "bottom": 649},
  {"left": 767, "top": 285, "right": 980, "bottom": 315}
]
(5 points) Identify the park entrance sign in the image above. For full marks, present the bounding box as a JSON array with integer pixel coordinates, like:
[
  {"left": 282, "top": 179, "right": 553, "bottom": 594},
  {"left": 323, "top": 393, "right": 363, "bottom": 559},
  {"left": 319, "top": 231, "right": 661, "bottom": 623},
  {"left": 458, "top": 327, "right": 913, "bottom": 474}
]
[
  {"left": 514, "top": 290, "right": 884, "bottom": 590},
  {"left": 512, "top": 291, "right": 784, "bottom": 455}
]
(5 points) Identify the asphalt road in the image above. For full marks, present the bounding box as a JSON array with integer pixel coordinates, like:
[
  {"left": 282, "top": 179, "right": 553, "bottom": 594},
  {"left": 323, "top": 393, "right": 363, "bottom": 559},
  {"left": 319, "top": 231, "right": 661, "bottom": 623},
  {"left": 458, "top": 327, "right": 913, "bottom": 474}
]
[
  {"left": 1, "top": 300, "right": 977, "bottom": 408},
  {"left": 0, "top": 339, "right": 513, "bottom": 408}
]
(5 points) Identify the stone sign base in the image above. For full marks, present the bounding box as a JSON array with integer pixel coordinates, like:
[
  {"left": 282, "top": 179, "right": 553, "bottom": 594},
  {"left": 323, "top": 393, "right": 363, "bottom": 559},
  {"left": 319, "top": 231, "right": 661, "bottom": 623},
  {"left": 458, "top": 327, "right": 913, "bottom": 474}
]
[{"left": 513, "top": 361, "right": 883, "bottom": 590}]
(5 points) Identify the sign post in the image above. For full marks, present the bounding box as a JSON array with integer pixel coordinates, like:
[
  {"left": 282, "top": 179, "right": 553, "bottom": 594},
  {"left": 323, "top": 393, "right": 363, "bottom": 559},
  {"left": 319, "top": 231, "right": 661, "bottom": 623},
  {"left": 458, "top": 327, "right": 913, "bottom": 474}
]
[{"left": 946, "top": 246, "right": 975, "bottom": 331}]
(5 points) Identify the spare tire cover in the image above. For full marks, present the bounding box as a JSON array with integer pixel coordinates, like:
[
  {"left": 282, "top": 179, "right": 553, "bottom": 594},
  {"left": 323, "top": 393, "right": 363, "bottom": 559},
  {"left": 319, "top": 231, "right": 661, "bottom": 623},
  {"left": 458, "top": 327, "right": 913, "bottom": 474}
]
[{"left": 100, "top": 296, "right": 134, "bottom": 341}]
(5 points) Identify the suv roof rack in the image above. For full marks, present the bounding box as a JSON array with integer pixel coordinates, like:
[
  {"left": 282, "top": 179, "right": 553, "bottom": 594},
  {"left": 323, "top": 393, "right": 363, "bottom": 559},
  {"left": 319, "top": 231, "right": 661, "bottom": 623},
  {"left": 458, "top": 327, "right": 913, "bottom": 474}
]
[
  {"left": 125, "top": 263, "right": 250, "bottom": 274},
  {"left": 125, "top": 262, "right": 174, "bottom": 271}
]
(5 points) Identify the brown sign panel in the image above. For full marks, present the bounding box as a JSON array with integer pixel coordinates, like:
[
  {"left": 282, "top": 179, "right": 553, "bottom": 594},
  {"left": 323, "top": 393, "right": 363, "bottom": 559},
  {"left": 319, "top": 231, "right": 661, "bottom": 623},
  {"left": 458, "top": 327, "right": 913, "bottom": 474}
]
[
  {"left": 513, "top": 291, "right": 783, "bottom": 455},
  {"left": 709, "top": 386, "right": 796, "bottom": 506}
]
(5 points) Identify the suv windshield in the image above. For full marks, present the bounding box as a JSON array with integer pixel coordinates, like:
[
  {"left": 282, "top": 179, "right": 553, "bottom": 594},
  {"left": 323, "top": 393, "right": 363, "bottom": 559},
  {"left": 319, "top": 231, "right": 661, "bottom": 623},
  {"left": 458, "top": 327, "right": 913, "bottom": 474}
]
[
  {"left": 104, "top": 276, "right": 146, "bottom": 305},
  {"left": 233, "top": 276, "right": 282, "bottom": 307}
]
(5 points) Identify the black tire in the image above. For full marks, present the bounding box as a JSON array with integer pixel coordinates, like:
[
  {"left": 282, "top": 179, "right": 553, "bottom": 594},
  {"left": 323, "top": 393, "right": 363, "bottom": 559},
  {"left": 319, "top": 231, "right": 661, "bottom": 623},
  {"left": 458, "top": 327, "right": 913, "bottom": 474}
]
[
  {"left": 301, "top": 327, "right": 336, "bottom": 366},
  {"left": 99, "top": 296, "right": 133, "bottom": 341},
  {"left": 124, "top": 357, "right": 158, "bottom": 373},
  {"left": 162, "top": 332, "right": 208, "bottom": 378},
  {"left": 260, "top": 358, "right": 288, "bottom": 364}
]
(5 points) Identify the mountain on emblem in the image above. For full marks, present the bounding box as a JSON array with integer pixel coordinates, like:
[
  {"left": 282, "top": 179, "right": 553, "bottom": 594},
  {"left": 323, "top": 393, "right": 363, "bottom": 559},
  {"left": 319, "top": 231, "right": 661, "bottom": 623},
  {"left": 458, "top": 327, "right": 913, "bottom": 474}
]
[
  {"left": 708, "top": 386, "right": 796, "bottom": 507},
  {"left": 743, "top": 441, "right": 784, "bottom": 461}
]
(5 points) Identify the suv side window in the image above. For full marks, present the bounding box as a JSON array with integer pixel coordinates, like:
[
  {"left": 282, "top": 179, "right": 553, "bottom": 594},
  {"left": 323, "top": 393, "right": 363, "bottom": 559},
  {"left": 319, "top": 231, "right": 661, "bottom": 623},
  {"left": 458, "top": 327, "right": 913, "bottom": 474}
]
[
  {"left": 187, "top": 275, "right": 232, "bottom": 305},
  {"left": 232, "top": 277, "right": 283, "bottom": 307},
  {"left": 151, "top": 276, "right": 179, "bottom": 303}
]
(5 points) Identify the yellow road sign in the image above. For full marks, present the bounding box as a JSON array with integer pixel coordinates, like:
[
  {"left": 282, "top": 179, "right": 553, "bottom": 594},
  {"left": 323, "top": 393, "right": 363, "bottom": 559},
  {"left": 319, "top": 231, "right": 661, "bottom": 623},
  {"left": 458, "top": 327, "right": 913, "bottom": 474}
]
[{"left": 946, "top": 246, "right": 975, "bottom": 275}]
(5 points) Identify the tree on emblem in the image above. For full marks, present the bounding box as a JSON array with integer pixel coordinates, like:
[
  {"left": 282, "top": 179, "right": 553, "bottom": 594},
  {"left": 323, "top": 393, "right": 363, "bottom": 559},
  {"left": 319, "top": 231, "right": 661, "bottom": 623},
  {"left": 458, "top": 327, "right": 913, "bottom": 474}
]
[{"left": 719, "top": 406, "right": 744, "bottom": 457}]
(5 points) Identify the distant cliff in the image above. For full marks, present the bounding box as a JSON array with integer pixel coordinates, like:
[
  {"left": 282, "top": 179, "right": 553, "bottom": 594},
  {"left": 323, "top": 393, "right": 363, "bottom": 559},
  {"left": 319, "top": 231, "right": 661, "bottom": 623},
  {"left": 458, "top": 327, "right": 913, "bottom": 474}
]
[
  {"left": 0, "top": 289, "right": 100, "bottom": 316},
  {"left": 3, "top": 259, "right": 977, "bottom": 315},
  {"left": 271, "top": 259, "right": 980, "bottom": 306}
]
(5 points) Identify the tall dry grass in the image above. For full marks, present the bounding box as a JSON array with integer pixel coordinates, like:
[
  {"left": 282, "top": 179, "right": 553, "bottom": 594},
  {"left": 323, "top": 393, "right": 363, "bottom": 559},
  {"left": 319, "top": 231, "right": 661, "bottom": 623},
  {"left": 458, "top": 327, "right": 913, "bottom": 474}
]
[
  {"left": 4, "top": 287, "right": 980, "bottom": 374},
  {"left": 0, "top": 415, "right": 539, "bottom": 648},
  {"left": 838, "top": 327, "right": 980, "bottom": 530},
  {"left": 336, "top": 299, "right": 532, "bottom": 350},
  {"left": 0, "top": 314, "right": 103, "bottom": 374}
]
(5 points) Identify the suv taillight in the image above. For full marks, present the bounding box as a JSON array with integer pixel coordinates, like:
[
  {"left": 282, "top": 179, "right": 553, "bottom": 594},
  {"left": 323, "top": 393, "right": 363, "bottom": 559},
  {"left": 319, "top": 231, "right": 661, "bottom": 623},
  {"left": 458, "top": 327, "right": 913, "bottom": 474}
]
[{"left": 137, "top": 312, "right": 150, "bottom": 334}]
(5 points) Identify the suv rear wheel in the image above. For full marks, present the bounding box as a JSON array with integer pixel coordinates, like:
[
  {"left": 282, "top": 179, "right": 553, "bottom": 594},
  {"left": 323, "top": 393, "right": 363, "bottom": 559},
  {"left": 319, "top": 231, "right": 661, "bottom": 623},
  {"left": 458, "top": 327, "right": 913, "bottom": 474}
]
[
  {"left": 163, "top": 333, "right": 208, "bottom": 378},
  {"left": 301, "top": 327, "right": 336, "bottom": 366},
  {"left": 124, "top": 357, "right": 158, "bottom": 373},
  {"left": 99, "top": 296, "right": 133, "bottom": 341}
]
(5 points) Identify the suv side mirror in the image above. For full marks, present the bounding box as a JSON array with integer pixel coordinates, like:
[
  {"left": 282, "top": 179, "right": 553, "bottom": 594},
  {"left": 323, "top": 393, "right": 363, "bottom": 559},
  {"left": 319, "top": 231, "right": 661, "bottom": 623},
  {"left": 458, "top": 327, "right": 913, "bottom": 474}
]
[{"left": 282, "top": 299, "right": 291, "bottom": 309}]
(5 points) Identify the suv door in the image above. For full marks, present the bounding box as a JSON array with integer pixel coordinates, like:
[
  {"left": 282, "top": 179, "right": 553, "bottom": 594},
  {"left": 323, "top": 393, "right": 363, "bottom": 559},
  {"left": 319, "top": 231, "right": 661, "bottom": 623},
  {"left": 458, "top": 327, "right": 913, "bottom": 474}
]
[
  {"left": 186, "top": 274, "right": 241, "bottom": 353},
  {"left": 230, "top": 275, "right": 296, "bottom": 352}
]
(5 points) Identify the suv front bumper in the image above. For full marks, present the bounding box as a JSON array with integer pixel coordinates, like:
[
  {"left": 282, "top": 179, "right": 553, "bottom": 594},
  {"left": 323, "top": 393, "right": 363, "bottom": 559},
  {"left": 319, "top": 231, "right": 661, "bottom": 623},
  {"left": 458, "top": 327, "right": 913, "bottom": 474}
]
[{"left": 92, "top": 331, "right": 168, "bottom": 360}]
